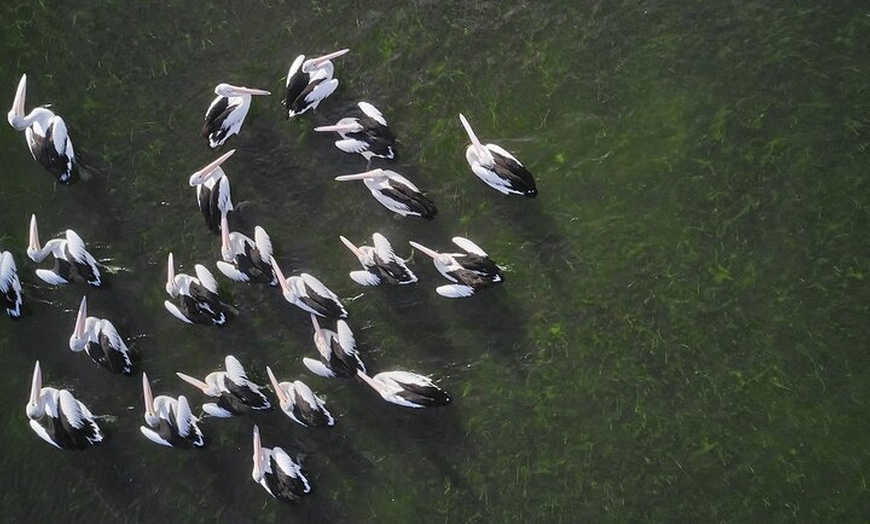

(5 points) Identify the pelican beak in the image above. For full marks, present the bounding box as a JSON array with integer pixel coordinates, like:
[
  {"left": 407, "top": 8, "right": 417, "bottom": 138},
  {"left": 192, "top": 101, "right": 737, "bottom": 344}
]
[
  {"left": 235, "top": 86, "right": 271, "bottom": 96},
  {"left": 339, "top": 235, "right": 363, "bottom": 258},
  {"left": 74, "top": 296, "right": 88, "bottom": 341},
  {"left": 269, "top": 257, "right": 289, "bottom": 293},
  {"left": 11, "top": 74, "right": 26, "bottom": 115},
  {"left": 408, "top": 240, "right": 441, "bottom": 260},
  {"left": 176, "top": 372, "right": 209, "bottom": 393},
  {"left": 334, "top": 169, "right": 382, "bottom": 182},
  {"left": 265, "top": 366, "right": 289, "bottom": 405},
  {"left": 314, "top": 122, "right": 357, "bottom": 133},
  {"left": 459, "top": 113, "right": 487, "bottom": 160},
  {"left": 142, "top": 372, "right": 155, "bottom": 417},
  {"left": 27, "top": 214, "right": 40, "bottom": 254},
  {"left": 252, "top": 424, "right": 264, "bottom": 477},
  {"left": 310, "top": 48, "right": 349, "bottom": 67},
  {"left": 189, "top": 149, "right": 235, "bottom": 186},
  {"left": 220, "top": 215, "right": 231, "bottom": 253},
  {"left": 29, "top": 360, "right": 42, "bottom": 407},
  {"left": 165, "top": 252, "right": 177, "bottom": 295}
]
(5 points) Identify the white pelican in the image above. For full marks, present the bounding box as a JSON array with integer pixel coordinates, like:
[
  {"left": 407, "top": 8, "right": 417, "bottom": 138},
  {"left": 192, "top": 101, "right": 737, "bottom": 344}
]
[
  {"left": 188, "top": 149, "right": 236, "bottom": 233},
  {"left": 303, "top": 314, "right": 364, "bottom": 379},
  {"left": 459, "top": 113, "right": 537, "bottom": 196},
  {"left": 266, "top": 366, "right": 334, "bottom": 428},
  {"left": 0, "top": 250, "right": 23, "bottom": 318},
  {"left": 140, "top": 373, "right": 206, "bottom": 448},
  {"left": 408, "top": 236, "right": 503, "bottom": 298},
  {"left": 26, "top": 361, "right": 104, "bottom": 449},
  {"left": 284, "top": 48, "right": 349, "bottom": 119},
  {"left": 314, "top": 101, "right": 396, "bottom": 162},
  {"left": 334, "top": 168, "right": 437, "bottom": 220},
  {"left": 270, "top": 257, "right": 347, "bottom": 319},
  {"left": 177, "top": 355, "right": 272, "bottom": 417},
  {"left": 339, "top": 233, "right": 417, "bottom": 286},
  {"left": 69, "top": 296, "right": 133, "bottom": 375},
  {"left": 356, "top": 369, "right": 451, "bottom": 408},
  {"left": 251, "top": 425, "right": 312, "bottom": 502},
  {"left": 202, "top": 83, "right": 270, "bottom": 148},
  {"left": 27, "top": 214, "right": 102, "bottom": 287},
  {"left": 164, "top": 252, "right": 235, "bottom": 326},
  {"left": 6, "top": 73, "right": 77, "bottom": 184},
  {"left": 215, "top": 215, "right": 275, "bottom": 285}
]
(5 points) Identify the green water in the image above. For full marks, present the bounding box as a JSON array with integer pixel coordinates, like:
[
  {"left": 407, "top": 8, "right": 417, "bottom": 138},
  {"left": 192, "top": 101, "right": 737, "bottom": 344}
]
[{"left": 0, "top": 1, "right": 867, "bottom": 522}]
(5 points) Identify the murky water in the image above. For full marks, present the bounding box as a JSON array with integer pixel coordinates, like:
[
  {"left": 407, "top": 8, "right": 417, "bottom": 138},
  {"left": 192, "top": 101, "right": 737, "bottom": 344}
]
[{"left": 0, "top": 2, "right": 867, "bottom": 522}]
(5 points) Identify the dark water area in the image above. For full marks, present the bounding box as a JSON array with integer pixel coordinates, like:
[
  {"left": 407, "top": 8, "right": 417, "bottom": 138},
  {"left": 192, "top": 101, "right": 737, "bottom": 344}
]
[{"left": 0, "top": 1, "right": 867, "bottom": 522}]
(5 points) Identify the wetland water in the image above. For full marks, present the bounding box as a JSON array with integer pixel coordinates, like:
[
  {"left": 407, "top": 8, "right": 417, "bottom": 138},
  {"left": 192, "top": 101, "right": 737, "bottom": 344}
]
[{"left": 0, "top": 2, "right": 867, "bottom": 523}]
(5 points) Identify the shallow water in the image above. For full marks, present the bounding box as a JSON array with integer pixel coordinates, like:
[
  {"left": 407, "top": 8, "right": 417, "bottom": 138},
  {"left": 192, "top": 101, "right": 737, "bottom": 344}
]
[{"left": 0, "top": 1, "right": 867, "bottom": 522}]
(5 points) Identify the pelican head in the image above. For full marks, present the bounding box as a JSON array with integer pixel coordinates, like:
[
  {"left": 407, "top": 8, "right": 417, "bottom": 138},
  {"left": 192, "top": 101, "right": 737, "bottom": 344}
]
[
  {"left": 26, "top": 214, "right": 42, "bottom": 261},
  {"left": 252, "top": 424, "right": 266, "bottom": 482},
  {"left": 26, "top": 360, "right": 44, "bottom": 420},
  {"left": 302, "top": 49, "right": 350, "bottom": 73},
  {"left": 339, "top": 235, "right": 373, "bottom": 265},
  {"left": 334, "top": 168, "right": 385, "bottom": 183},
  {"left": 7, "top": 73, "right": 27, "bottom": 129},
  {"left": 142, "top": 372, "right": 159, "bottom": 427},
  {"left": 214, "top": 83, "right": 271, "bottom": 97},
  {"left": 266, "top": 366, "right": 290, "bottom": 411},
  {"left": 309, "top": 313, "right": 328, "bottom": 352},
  {"left": 165, "top": 252, "right": 178, "bottom": 297},
  {"left": 189, "top": 149, "right": 235, "bottom": 186},
  {"left": 176, "top": 371, "right": 213, "bottom": 395},
  {"left": 409, "top": 240, "right": 452, "bottom": 267},
  {"left": 69, "top": 296, "right": 89, "bottom": 352},
  {"left": 269, "top": 257, "right": 294, "bottom": 300},
  {"left": 459, "top": 113, "right": 492, "bottom": 166}
]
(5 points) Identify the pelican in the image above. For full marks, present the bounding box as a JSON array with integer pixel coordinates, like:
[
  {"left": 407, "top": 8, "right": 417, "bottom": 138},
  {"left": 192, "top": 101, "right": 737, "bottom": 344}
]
[
  {"left": 251, "top": 425, "right": 312, "bottom": 502},
  {"left": 69, "top": 296, "right": 133, "bottom": 375},
  {"left": 356, "top": 369, "right": 451, "bottom": 408},
  {"left": 164, "top": 252, "right": 235, "bottom": 326},
  {"left": 215, "top": 215, "right": 275, "bottom": 285},
  {"left": 188, "top": 149, "right": 236, "bottom": 233},
  {"left": 266, "top": 367, "right": 334, "bottom": 428},
  {"left": 303, "top": 314, "right": 364, "bottom": 379},
  {"left": 7, "top": 73, "right": 77, "bottom": 184},
  {"left": 177, "top": 355, "right": 272, "bottom": 417},
  {"left": 270, "top": 257, "right": 347, "bottom": 319},
  {"left": 314, "top": 102, "right": 396, "bottom": 162},
  {"left": 27, "top": 214, "right": 102, "bottom": 287},
  {"left": 409, "top": 236, "right": 503, "bottom": 298},
  {"left": 202, "top": 83, "right": 271, "bottom": 148},
  {"left": 459, "top": 113, "right": 537, "bottom": 196},
  {"left": 26, "top": 361, "right": 104, "bottom": 449},
  {"left": 1, "top": 250, "right": 23, "bottom": 318},
  {"left": 140, "top": 373, "right": 206, "bottom": 448},
  {"left": 339, "top": 233, "right": 417, "bottom": 286},
  {"left": 284, "top": 49, "right": 349, "bottom": 118},
  {"left": 334, "top": 168, "right": 437, "bottom": 220}
]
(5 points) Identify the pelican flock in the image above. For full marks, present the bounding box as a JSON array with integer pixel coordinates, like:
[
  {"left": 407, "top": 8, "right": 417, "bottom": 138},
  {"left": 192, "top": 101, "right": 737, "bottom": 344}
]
[{"left": 6, "top": 38, "right": 541, "bottom": 506}]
